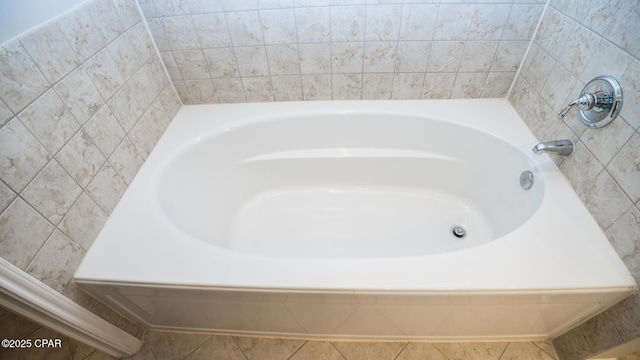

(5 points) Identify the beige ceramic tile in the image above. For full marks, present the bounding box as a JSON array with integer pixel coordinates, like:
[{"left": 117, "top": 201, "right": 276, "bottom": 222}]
[
  {"left": 56, "top": 130, "right": 106, "bottom": 188},
  {"left": 0, "top": 39, "right": 50, "bottom": 114},
  {"left": 108, "top": 84, "right": 144, "bottom": 133},
  {"left": 184, "top": 336, "right": 245, "bottom": 360},
  {"left": 213, "top": 78, "right": 247, "bottom": 104},
  {"left": 502, "top": 4, "right": 544, "bottom": 41},
  {"left": 235, "top": 337, "right": 305, "bottom": 360},
  {"left": 85, "top": 163, "right": 128, "bottom": 215},
  {"left": 580, "top": 171, "right": 633, "bottom": 229},
  {"left": 128, "top": 22, "right": 157, "bottom": 65},
  {"left": 266, "top": 44, "right": 300, "bottom": 75},
  {"left": 0, "top": 118, "right": 51, "bottom": 192},
  {"left": 482, "top": 72, "right": 514, "bottom": 98},
  {"left": 272, "top": 75, "right": 303, "bottom": 101},
  {"left": 395, "top": 342, "right": 447, "bottom": 360},
  {"left": 579, "top": 40, "right": 633, "bottom": 86},
  {"left": 113, "top": 0, "right": 143, "bottom": 29},
  {"left": 0, "top": 99, "right": 12, "bottom": 127},
  {"left": 242, "top": 76, "right": 274, "bottom": 102},
  {"left": 395, "top": 41, "right": 430, "bottom": 73},
  {"left": 533, "top": 7, "right": 574, "bottom": 58},
  {"left": 332, "top": 341, "right": 405, "bottom": 360},
  {"left": 226, "top": 11, "right": 264, "bottom": 46},
  {"left": 298, "top": 44, "right": 331, "bottom": 75},
  {"left": 235, "top": 46, "right": 270, "bottom": 77},
  {"left": 364, "top": 5, "right": 401, "bottom": 41},
  {"left": 261, "top": 8, "right": 297, "bottom": 45},
  {"left": 158, "top": 85, "right": 182, "bottom": 119},
  {"left": 540, "top": 64, "right": 577, "bottom": 114},
  {"left": 332, "top": 74, "right": 362, "bottom": 100},
  {"left": 84, "top": 48, "right": 126, "bottom": 100},
  {"left": 362, "top": 73, "right": 393, "bottom": 100},
  {"left": 459, "top": 41, "right": 499, "bottom": 72},
  {"left": 433, "top": 342, "right": 507, "bottom": 360},
  {"left": 19, "top": 20, "right": 81, "bottom": 85},
  {"left": 363, "top": 42, "right": 396, "bottom": 73},
  {"left": 174, "top": 50, "right": 210, "bottom": 80},
  {"left": 607, "top": 133, "right": 640, "bottom": 203},
  {"left": 500, "top": 342, "right": 556, "bottom": 360},
  {"left": 58, "top": 3, "right": 107, "bottom": 62},
  {"left": 558, "top": 140, "right": 603, "bottom": 195},
  {"left": 295, "top": 7, "right": 331, "bottom": 43},
  {"left": 0, "top": 306, "right": 40, "bottom": 340},
  {"left": 399, "top": 4, "right": 437, "bottom": 41},
  {"left": 0, "top": 198, "right": 53, "bottom": 269},
  {"left": 84, "top": 106, "right": 126, "bottom": 158},
  {"left": 55, "top": 68, "right": 104, "bottom": 125},
  {"left": 427, "top": 42, "right": 464, "bottom": 72},
  {"left": 422, "top": 73, "right": 455, "bottom": 99},
  {"left": 607, "top": 287, "right": 640, "bottom": 342},
  {"left": 17, "top": 90, "right": 80, "bottom": 155},
  {"left": 332, "top": 43, "right": 364, "bottom": 74},
  {"left": 109, "top": 137, "right": 145, "bottom": 185},
  {"left": 202, "top": 48, "right": 238, "bottom": 78},
  {"left": 468, "top": 4, "right": 511, "bottom": 41},
  {"left": 532, "top": 340, "right": 560, "bottom": 360},
  {"left": 21, "top": 160, "right": 83, "bottom": 225},
  {"left": 108, "top": 33, "right": 142, "bottom": 80},
  {"left": 433, "top": 4, "right": 474, "bottom": 41},
  {"left": 620, "top": 60, "right": 640, "bottom": 130},
  {"left": 290, "top": 341, "right": 345, "bottom": 360},
  {"left": 87, "top": 0, "right": 127, "bottom": 43},
  {"left": 581, "top": 119, "right": 635, "bottom": 167},
  {"left": 579, "top": 312, "right": 623, "bottom": 355},
  {"left": 605, "top": 206, "right": 640, "bottom": 276},
  {"left": 604, "top": 1, "right": 640, "bottom": 55},
  {"left": 330, "top": 6, "right": 365, "bottom": 42},
  {"left": 183, "top": 79, "right": 217, "bottom": 105},
  {"left": 301, "top": 75, "right": 332, "bottom": 101},
  {"left": 451, "top": 73, "right": 487, "bottom": 98},
  {"left": 492, "top": 41, "right": 528, "bottom": 73},
  {"left": 25, "top": 230, "right": 86, "bottom": 293},
  {"left": 58, "top": 192, "right": 109, "bottom": 251},
  {"left": 0, "top": 180, "right": 15, "bottom": 214},
  {"left": 390, "top": 73, "right": 422, "bottom": 100},
  {"left": 192, "top": 13, "right": 231, "bottom": 48}
]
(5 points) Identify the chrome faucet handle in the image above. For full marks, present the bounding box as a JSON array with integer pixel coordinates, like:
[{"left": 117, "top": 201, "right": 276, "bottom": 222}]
[
  {"left": 557, "top": 93, "right": 598, "bottom": 119},
  {"left": 557, "top": 75, "right": 622, "bottom": 128}
]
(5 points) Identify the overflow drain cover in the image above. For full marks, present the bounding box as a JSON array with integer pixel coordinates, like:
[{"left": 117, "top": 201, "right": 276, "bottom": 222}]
[{"left": 451, "top": 226, "right": 466, "bottom": 239}]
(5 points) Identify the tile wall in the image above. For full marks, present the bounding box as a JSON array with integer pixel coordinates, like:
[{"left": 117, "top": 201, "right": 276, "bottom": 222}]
[
  {"left": 2, "top": 0, "right": 639, "bottom": 359},
  {"left": 0, "top": 0, "right": 181, "bottom": 336},
  {"left": 507, "top": 0, "right": 640, "bottom": 359},
  {"left": 139, "top": 0, "right": 545, "bottom": 104}
]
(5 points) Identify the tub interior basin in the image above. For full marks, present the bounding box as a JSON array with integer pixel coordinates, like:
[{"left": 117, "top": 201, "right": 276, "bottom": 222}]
[{"left": 156, "top": 113, "right": 543, "bottom": 258}]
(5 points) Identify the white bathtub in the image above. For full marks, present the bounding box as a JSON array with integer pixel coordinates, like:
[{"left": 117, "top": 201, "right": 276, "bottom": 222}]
[{"left": 75, "top": 99, "right": 635, "bottom": 341}]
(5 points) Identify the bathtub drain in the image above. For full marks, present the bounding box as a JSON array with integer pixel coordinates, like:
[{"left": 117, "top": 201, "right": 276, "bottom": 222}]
[{"left": 451, "top": 226, "right": 466, "bottom": 239}]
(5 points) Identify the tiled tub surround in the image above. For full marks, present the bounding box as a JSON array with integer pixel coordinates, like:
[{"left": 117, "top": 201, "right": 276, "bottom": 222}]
[
  {"left": 139, "top": 0, "right": 545, "bottom": 104},
  {"left": 508, "top": 0, "right": 640, "bottom": 359},
  {"left": 0, "top": 0, "right": 181, "bottom": 338}
]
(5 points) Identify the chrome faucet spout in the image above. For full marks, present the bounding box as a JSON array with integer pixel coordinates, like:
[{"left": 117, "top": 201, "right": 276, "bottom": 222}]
[{"left": 532, "top": 139, "right": 574, "bottom": 156}]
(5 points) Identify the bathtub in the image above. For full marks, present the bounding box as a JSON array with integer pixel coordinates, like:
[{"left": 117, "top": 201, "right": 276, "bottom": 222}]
[{"left": 75, "top": 99, "right": 635, "bottom": 341}]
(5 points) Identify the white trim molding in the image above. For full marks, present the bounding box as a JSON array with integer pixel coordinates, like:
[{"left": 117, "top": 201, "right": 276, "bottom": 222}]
[{"left": 0, "top": 258, "right": 141, "bottom": 358}]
